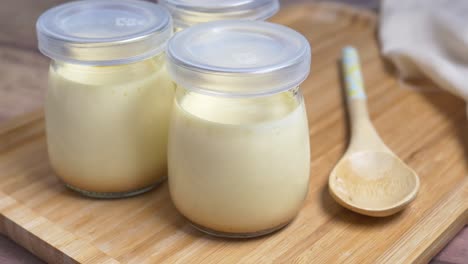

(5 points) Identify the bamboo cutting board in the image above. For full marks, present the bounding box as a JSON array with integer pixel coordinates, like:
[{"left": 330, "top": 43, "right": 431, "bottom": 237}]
[{"left": 0, "top": 3, "right": 467, "bottom": 263}]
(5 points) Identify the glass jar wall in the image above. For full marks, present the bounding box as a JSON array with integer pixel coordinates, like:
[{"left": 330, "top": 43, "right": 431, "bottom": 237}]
[
  {"left": 46, "top": 55, "right": 174, "bottom": 197},
  {"left": 169, "top": 87, "right": 310, "bottom": 237}
]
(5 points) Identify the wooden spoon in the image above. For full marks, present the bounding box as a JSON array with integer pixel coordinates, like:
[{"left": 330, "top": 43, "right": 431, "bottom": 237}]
[{"left": 328, "top": 47, "right": 420, "bottom": 217}]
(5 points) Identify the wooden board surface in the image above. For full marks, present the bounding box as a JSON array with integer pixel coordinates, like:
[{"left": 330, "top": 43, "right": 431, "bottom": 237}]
[{"left": 0, "top": 3, "right": 467, "bottom": 263}]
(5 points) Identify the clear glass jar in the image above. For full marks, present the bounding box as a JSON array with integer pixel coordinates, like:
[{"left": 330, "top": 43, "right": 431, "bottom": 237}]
[
  {"left": 36, "top": 0, "right": 174, "bottom": 198},
  {"left": 166, "top": 21, "right": 311, "bottom": 237},
  {"left": 159, "top": 0, "right": 280, "bottom": 31}
]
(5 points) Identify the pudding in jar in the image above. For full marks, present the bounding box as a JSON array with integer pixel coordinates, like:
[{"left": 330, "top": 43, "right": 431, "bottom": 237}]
[
  {"left": 166, "top": 20, "right": 312, "bottom": 237},
  {"left": 36, "top": 0, "right": 174, "bottom": 197},
  {"left": 169, "top": 91, "right": 310, "bottom": 235}
]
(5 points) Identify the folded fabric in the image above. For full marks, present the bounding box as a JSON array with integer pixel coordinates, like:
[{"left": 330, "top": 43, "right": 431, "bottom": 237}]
[{"left": 380, "top": 0, "right": 468, "bottom": 113}]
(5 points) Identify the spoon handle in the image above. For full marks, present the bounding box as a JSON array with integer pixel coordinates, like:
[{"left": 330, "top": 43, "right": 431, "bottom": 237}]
[{"left": 342, "top": 46, "right": 387, "bottom": 152}]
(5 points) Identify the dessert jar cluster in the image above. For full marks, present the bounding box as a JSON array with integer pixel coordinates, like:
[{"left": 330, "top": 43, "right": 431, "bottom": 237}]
[{"left": 37, "top": 0, "right": 312, "bottom": 238}]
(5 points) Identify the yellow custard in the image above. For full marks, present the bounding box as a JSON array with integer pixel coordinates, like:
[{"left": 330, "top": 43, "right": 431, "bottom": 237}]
[
  {"left": 168, "top": 91, "right": 310, "bottom": 233},
  {"left": 46, "top": 56, "right": 175, "bottom": 194}
]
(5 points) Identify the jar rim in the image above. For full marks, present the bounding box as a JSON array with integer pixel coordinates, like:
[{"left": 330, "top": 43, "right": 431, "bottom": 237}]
[
  {"left": 166, "top": 20, "right": 311, "bottom": 98},
  {"left": 159, "top": 0, "right": 279, "bottom": 29},
  {"left": 36, "top": 0, "right": 172, "bottom": 66}
]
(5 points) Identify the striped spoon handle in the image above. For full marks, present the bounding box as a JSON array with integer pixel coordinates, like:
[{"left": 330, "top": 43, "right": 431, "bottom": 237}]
[{"left": 342, "top": 46, "right": 366, "bottom": 100}]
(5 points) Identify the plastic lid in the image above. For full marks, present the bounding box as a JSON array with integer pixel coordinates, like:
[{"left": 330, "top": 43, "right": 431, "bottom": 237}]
[
  {"left": 159, "top": 0, "right": 279, "bottom": 29},
  {"left": 166, "top": 20, "right": 311, "bottom": 97},
  {"left": 36, "top": 0, "right": 172, "bottom": 65}
]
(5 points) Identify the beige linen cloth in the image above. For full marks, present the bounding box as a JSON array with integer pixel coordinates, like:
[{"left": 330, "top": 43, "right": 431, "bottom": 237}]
[{"left": 380, "top": 0, "right": 468, "bottom": 114}]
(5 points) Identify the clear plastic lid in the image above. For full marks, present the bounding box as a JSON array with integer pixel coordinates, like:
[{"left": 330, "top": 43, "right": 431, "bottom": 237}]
[
  {"left": 159, "top": 0, "right": 279, "bottom": 30},
  {"left": 36, "top": 0, "right": 172, "bottom": 65},
  {"left": 166, "top": 20, "right": 311, "bottom": 97}
]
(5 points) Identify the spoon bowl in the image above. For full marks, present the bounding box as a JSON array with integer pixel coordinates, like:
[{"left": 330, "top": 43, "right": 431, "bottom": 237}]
[{"left": 329, "top": 151, "right": 420, "bottom": 217}]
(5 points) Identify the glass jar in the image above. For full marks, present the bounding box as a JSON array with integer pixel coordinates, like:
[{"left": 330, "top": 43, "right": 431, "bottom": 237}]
[
  {"left": 36, "top": 0, "right": 174, "bottom": 198},
  {"left": 159, "top": 0, "right": 280, "bottom": 31},
  {"left": 166, "top": 21, "right": 311, "bottom": 237}
]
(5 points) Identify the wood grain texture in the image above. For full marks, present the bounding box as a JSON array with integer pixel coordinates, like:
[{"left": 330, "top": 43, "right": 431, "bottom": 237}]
[{"left": 0, "top": 3, "right": 467, "bottom": 264}]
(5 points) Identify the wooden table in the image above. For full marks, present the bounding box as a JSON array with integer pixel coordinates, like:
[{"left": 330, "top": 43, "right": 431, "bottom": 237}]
[{"left": 0, "top": 0, "right": 466, "bottom": 263}]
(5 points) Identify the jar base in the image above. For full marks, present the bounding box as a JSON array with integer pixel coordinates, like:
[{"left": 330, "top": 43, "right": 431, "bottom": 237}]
[
  {"left": 65, "top": 177, "right": 166, "bottom": 199},
  {"left": 186, "top": 218, "right": 291, "bottom": 239}
]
